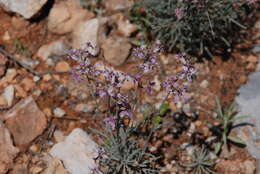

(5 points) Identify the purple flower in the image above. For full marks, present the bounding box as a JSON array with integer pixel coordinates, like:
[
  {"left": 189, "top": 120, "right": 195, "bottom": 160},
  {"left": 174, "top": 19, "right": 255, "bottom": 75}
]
[
  {"left": 96, "top": 89, "right": 107, "bottom": 97},
  {"left": 104, "top": 117, "right": 116, "bottom": 130},
  {"left": 175, "top": 8, "right": 184, "bottom": 20},
  {"left": 119, "top": 110, "right": 133, "bottom": 118}
]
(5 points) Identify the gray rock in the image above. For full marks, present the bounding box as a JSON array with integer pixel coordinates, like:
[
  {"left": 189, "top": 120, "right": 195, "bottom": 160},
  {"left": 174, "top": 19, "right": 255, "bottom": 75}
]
[
  {"left": 0, "top": 0, "right": 48, "bottom": 19},
  {"left": 252, "top": 44, "right": 260, "bottom": 54},
  {"left": 72, "top": 18, "right": 107, "bottom": 56},
  {"left": 49, "top": 128, "right": 100, "bottom": 174},
  {"left": 235, "top": 71, "right": 260, "bottom": 159},
  {"left": 53, "top": 108, "right": 66, "bottom": 118},
  {"left": 37, "top": 40, "right": 69, "bottom": 61}
]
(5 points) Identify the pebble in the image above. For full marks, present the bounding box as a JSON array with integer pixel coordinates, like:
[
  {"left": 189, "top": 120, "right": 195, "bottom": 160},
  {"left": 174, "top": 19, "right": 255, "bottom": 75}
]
[
  {"left": 21, "top": 77, "right": 35, "bottom": 91},
  {"left": 55, "top": 61, "right": 71, "bottom": 73},
  {"left": 53, "top": 107, "right": 66, "bottom": 117},
  {"left": 33, "top": 76, "right": 40, "bottom": 82},
  {"left": 2, "top": 31, "right": 10, "bottom": 41},
  {"left": 75, "top": 103, "right": 93, "bottom": 113},
  {"left": 37, "top": 40, "right": 69, "bottom": 61},
  {"left": 247, "top": 55, "right": 258, "bottom": 63},
  {"left": 200, "top": 79, "right": 209, "bottom": 88},
  {"left": 3, "top": 85, "right": 15, "bottom": 107},
  {"left": 43, "top": 74, "right": 52, "bottom": 81}
]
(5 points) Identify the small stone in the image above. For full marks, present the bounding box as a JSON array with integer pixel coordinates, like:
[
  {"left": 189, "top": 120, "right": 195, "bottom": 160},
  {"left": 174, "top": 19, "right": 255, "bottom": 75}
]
[
  {"left": 2, "top": 31, "right": 10, "bottom": 41},
  {"left": 0, "top": 121, "right": 19, "bottom": 174},
  {"left": 55, "top": 61, "right": 71, "bottom": 73},
  {"left": 33, "top": 76, "right": 40, "bottom": 82},
  {"left": 246, "top": 62, "right": 255, "bottom": 70},
  {"left": 43, "top": 74, "right": 52, "bottom": 81},
  {"left": 49, "top": 128, "right": 99, "bottom": 174},
  {"left": 53, "top": 108, "right": 66, "bottom": 117},
  {"left": 20, "top": 58, "right": 39, "bottom": 69},
  {"left": 37, "top": 40, "right": 69, "bottom": 61},
  {"left": 14, "top": 84, "right": 27, "bottom": 98},
  {"left": 194, "top": 120, "right": 202, "bottom": 127},
  {"left": 29, "top": 144, "right": 39, "bottom": 153},
  {"left": 247, "top": 55, "right": 258, "bottom": 63},
  {"left": 3, "top": 96, "right": 47, "bottom": 150},
  {"left": 42, "top": 156, "right": 69, "bottom": 174},
  {"left": 239, "top": 75, "right": 247, "bottom": 84},
  {"left": 21, "top": 77, "right": 35, "bottom": 91},
  {"left": 102, "top": 37, "right": 131, "bottom": 66},
  {"left": 200, "top": 80, "right": 209, "bottom": 88},
  {"left": 46, "top": 58, "right": 55, "bottom": 66},
  {"left": 75, "top": 103, "right": 93, "bottom": 113},
  {"left": 0, "top": 0, "right": 48, "bottom": 19},
  {"left": 252, "top": 44, "right": 260, "bottom": 54},
  {"left": 43, "top": 108, "right": 52, "bottom": 117},
  {"left": 30, "top": 166, "right": 44, "bottom": 174},
  {"left": 3, "top": 85, "right": 15, "bottom": 107}
]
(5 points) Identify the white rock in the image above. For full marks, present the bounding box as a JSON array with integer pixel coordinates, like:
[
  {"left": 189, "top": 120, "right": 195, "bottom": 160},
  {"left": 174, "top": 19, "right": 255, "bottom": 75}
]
[
  {"left": 3, "top": 85, "right": 14, "bottom": 107},
  {"left": 49, "top": 128, "right": 100, "bottom": 174},
  {"left": 72, "top": 18, "right": 107, "bottom": 56},
  {"left": 37, "top": 40, "right": 69, "bottom": 61},
  {"left": 48, "top": 0, "right": 93, "bottom": 34},
  {"left": 200, "top": 80, "right": 209, "bottom": 88},
  {"left": 0, "top": 0, "right": 48, "bottom": 19},
  {"left": 53, "top": 108, "right": 66, "bottom": 118}
]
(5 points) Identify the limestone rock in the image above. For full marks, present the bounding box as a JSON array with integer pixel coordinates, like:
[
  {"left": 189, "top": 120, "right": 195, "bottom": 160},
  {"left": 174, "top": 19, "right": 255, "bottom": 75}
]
[
  {"left": 37, "top": 40, "right": 69, "bottom": 61},
  {"left": 0, "top": 0, "right": 48, "bottom": 19},
  {"left": 3, "top": 96, "right": 47, "bottom": 150},
  {"left": 72, "top": 18, "right": 107, "bottom": 56},
  {"left": 49, "top": 128, "right": 100, "bottom": 174}
]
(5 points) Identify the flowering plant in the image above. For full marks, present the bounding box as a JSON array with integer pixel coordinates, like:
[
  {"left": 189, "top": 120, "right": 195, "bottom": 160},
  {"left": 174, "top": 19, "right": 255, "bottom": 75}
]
[
  {"left": 68, "top": 43, "right": 196, "bottom": 173},
  {"left": 130, "top": 0, "right": 257, "bottom": 56}
]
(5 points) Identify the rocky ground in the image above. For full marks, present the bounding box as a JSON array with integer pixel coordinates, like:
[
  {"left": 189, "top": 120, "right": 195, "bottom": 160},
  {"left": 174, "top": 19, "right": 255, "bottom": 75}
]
[{"left": 0, "top": 0, "right": 260, "bottom": 174}]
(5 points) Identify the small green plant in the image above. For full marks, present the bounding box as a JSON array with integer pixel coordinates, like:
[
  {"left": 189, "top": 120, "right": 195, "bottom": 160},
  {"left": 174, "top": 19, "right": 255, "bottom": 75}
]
[
  {"left": 80, "top": 0, "right": 103, "bottom": 13},
  {"left": 185, "top": 146, "right": 216, "bottom": 174},
  {"left": 130, "top": 0, "right": 255, "bottom": 56},
  {"left": 13, "top": 39, "right": 32, "bottom": 56},
  {"left": 211, "top": 98, "right": 247, "bottom": 154},
  {"left": 95, "top": 125, "right": 159, "bottom": 174}
]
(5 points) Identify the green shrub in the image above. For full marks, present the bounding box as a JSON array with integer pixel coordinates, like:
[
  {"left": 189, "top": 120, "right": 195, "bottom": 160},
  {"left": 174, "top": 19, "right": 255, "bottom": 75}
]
[{"left": 130, "top": 0, "right": 255, "bottom": 56}]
